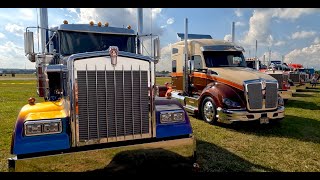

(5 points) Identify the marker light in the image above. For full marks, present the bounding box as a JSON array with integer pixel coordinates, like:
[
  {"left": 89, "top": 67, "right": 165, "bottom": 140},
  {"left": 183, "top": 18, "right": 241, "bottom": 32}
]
[
  {"left": 63, "top": 20, "right": 68, "bottom": 24},
  {"left": 28, "top": 97, "right": 36, "bottom": 105},
  {"left": 105, "top": 22, "right": 109, "bottom": 27},
  {"left": 127, "top": 25, "right": 131, "bottom": 29},
  {"left": 89, "top": 21, "right": 94, "bottom": 26},
  {"left": 97, "top": 22, "right": 102, "bottom": 27}
]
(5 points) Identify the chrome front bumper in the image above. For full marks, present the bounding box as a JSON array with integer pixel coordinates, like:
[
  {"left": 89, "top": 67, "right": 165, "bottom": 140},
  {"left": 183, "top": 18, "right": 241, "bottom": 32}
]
[
  {"left": 217, "top": 106, "right": 285, "bottom": 124},
  {"left": 8, "top": 136, "right": 195, "bottom": 172}
]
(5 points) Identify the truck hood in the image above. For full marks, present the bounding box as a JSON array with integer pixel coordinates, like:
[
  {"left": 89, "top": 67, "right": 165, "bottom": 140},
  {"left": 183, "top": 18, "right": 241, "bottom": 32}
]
[{"left": 209, "top": 67, "right": 276, "bottom": 86}]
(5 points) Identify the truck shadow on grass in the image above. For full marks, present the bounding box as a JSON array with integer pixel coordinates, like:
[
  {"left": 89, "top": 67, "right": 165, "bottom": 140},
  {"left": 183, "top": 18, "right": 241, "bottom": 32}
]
[
  {"left": 296, "top": 88, "right": 320, "bottom": 93},
  {"left": 196, "top": 140, "right": 279, "bottom": 172},
  {"left": 219, "top": 115, "right": 320, "bottom": 144},
  {"left": 88, "top": 148, "right": 194, "bottom": 174},
  {"left": 89, "top": 141, "right": 278, "bottom": 173},
  {"left": 285, "top": 99, "right": 320, "bottom": 110},
  {"left": 292, "top": 93, "right": 315, "bottom": 98}
]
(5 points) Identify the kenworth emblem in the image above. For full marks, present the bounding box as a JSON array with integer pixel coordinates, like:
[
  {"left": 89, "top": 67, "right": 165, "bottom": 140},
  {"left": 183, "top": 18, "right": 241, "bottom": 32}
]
[{"left": 109, "top": 46, "right": 119, "bottom": 66}]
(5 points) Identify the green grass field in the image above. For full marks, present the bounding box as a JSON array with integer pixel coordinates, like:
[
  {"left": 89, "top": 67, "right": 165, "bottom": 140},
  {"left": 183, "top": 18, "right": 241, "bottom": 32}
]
[
  {"left": 0, "top": 77, "right": 319, "bottom": 172},
  {"left": 0, "top": 74, "right": 35, "bottom": 80}
]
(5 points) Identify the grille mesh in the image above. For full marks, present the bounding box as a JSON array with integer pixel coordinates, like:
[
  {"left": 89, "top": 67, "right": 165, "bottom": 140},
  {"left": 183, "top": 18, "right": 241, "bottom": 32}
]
[
  {"left": 77, "top": 69, "right": 149, "bottom": 141},
  {"left": 246, "top": 81, "right": 278, "bottom": 110}
]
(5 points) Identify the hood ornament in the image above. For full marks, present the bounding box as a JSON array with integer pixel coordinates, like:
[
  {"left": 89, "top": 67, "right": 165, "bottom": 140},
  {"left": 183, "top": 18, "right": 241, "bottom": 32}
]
[{"left": 109, "top": 46, "right": 119, "bottom": 66}]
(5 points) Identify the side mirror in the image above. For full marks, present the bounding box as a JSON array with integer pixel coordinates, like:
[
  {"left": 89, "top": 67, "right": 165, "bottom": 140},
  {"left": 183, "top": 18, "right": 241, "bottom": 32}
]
[
  {"left": 24, "top": 31, "right": 35, "bottom": 62},
  {"left": 153, "top": 37, "right": 160, "bottom": 64}
]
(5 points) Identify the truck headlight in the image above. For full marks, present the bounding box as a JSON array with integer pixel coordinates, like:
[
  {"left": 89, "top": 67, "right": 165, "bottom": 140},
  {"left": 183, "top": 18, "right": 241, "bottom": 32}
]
[
  {"left": 160, "top": 110, "right": 185, "bottom": 124},
  {"left": 24, "top": 119, "right": 62, "bottom": 136},
  {"left": 223, "top": 98, "right": 241, "bottom": 108}
]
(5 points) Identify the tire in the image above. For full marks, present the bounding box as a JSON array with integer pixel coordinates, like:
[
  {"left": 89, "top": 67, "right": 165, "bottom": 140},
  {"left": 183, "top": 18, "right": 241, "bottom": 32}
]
[{"left": 200, "top": 96, "right": 217, "bottom": 124}]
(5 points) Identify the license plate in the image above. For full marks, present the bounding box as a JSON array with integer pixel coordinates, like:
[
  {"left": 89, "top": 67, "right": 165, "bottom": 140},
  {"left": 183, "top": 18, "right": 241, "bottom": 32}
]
[{"left": 260, "top": 117, "right": 269, "bottom": 124}]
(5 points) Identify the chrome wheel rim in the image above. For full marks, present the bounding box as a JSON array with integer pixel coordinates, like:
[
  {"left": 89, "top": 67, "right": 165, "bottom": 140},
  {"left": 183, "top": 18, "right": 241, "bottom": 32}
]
[{"left": 204, "top": 101, "right": 215, "bottom": 122}]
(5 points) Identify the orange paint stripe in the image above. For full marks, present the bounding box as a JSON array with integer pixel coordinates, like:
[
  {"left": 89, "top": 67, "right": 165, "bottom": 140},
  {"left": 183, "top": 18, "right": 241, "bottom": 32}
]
[{"left": 171, "top": 72, "right": 244, "bottom": 91}]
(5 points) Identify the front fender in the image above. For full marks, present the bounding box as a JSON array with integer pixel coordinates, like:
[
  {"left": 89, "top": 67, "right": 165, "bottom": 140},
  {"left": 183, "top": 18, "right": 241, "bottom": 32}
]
[
  {"left": 154, "top": 97, "right": 193, "bottom": 138},
  {"left": 11, "top": 99, "right": 70, "bottom": 155},
  {"left": 198, "top": 82, "right": 246, "bottom": 109}
]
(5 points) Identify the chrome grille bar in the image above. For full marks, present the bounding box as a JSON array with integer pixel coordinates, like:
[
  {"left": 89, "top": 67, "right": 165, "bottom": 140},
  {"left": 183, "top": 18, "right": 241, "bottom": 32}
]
[
  {"left": 86, "top": 65, "right": 89, "bottom": 140},
  {"left": 245, "top": 80, "right": 278, "bottom": 111},
  {"left": 247, "top": 83, "right": 263, "bottom": 109},
  {"left": 265, "top": 83, "right": 278, "bottom": 108},
  {"left": 77, "top": 69, "right": 150, "bottom": 143},
  {"left": 122, "top": 65, "right": 126, "bottom": 139},
  {"left": 104, "top": 65, "right": 108, "bottom": 141},
  {"left": 140, "top": 66, "right": 142, "bottom": 136},
  {"left": 113, "top": 67, "right": 117, "bottom": 139},
  {"left": 131, "top": 65, "right": 134, "bottom": 136}
]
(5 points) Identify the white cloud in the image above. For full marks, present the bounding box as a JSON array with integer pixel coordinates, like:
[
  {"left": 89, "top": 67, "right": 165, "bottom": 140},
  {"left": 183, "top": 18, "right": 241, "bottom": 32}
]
[
  {"left": 314, "top": 37, "right": 320, "bottom": 44},
  {"left": 18, "top": 8, "right": 35, "bottom": 21},
  {"left": 66, "top": 8, "right": 77, "bottom": 14},
  {"left": 235, "top": 8, "right": 243, "bottom": 17},
  {"left": 166, "top": 17, "right": 174, "bottom": 25},
  {"left": 77, "top": 8, "right": 164, "bottom": 35},
  {"left": 271, "top": 8, "right": 320, "bottom": 20},
  {"left": 0, "top": 32, "right": 5, "bottom": 39},
  {"left": 5, "top": 23, "right": 24, "bottom": 37},
  {"left": 258, "top": 51, "right": 282, "bottom": 64},
  {"left": 241, "top": 8, "right": 320, "bottom": 47},
  {"left": 291, "top": 31, "right": 316, "bottom": 39},
  {"left": 0, "top": 8, "right": 35, "bottom": 22},
  {"left": 224, "top": 34, "right": 232, "bottom": 42},
  {"left": 235, "top": 21, "right": 245, "bottom": 27},
  {"left": 241, "top": 9, "right": 274, "bottom": 46},
  {"left": 274, "top": 41, "right": 285, "bottom": 46},
  {"left": 284, "top": 44, "right": 320, "bottom": 69},
  {"left": 151, "top": 8, "right": 162, "bottom": 19},
  {"left": 156, "top": 44, "right": 172, "bottom": 72},
  {"left": 0, "top": 41, "right": 34, "bottom": 69}
]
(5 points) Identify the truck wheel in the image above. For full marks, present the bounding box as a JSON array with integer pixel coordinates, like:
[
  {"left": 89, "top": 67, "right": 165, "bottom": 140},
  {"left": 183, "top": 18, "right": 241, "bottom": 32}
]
[{"left": 201, "top": 97, "right": 217, "bottom": 124}]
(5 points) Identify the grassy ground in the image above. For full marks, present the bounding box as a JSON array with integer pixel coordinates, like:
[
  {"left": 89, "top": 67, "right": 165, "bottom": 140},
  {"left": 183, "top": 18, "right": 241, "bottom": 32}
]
[
  {"left": 0, "top": 74, "right": 35, "bottom": 80},
  {"left": 0, "top": 80, "right": 39, "bottom": 171},
  {"left": 0, "top": 76, "right": 319, "bottom": 172},
  {"left": 156, "top": 77, "right": 320, "bottom": 172}
]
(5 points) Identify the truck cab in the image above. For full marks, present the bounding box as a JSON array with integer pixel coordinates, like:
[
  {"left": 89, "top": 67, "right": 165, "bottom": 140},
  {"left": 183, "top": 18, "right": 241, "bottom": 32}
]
[{"left": 166, "top": 34, "right": 285, "bottom": 125}]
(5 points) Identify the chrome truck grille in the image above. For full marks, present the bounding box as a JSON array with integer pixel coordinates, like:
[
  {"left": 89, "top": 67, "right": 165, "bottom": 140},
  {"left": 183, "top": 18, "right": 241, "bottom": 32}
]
[
  {"left": 245, "top": 81, "right": 278, "bottom": 111},
  {"left": 289, "top": 74, "right": 300, "bottom": 83},
  {"left": 269, "top": 74, "right": 288, "bottom": 89},
  {"left": 77, "top": 69, "right": 150, "bottom": 142}
]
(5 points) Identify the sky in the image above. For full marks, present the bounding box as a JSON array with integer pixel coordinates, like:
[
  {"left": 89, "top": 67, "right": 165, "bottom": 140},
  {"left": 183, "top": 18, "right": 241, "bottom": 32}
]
[{"left": 0, "top": 8, "right": 320, "bottom": 71}]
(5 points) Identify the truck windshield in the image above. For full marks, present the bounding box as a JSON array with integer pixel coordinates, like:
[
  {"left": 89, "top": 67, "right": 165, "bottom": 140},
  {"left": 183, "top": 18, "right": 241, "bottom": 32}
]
[
  {"left": 203, "top": 51, "right": 247, "bottom": 67},
  {"left": 59, "top": 31, "right": 136, "bottom": 55}
]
